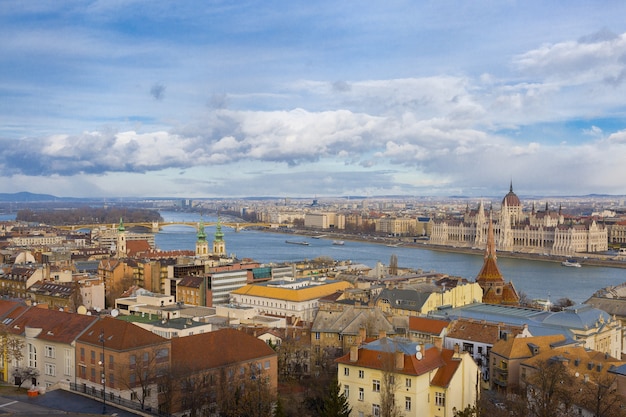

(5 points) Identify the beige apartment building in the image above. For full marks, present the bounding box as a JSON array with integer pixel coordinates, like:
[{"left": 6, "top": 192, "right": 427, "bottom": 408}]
[{"left": 304, "top": 212, "right": 345, "bottom": 229}]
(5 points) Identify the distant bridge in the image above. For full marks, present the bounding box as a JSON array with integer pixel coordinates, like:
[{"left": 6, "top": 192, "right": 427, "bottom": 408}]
[{"left": 58, "top": 221, "right": 270, "bottom": 233}]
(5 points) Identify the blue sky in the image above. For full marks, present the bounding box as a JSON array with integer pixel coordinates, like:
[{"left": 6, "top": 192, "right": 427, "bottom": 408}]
[{"left": 2, "top": 1, "right": 626, "bottom": 199}]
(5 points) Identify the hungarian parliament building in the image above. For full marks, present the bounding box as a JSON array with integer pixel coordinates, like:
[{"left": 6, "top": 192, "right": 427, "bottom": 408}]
[{"left": 430, "top": 183, "right": 608, "bottom": 256}]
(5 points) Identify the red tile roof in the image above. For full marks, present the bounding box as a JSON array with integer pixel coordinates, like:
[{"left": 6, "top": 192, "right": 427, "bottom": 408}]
[
  {"left": 6, "top": 305, "right": 98, "bottom": 344},
  {"left": 78, "top": 317, "right": 167, "bottom": 350}
]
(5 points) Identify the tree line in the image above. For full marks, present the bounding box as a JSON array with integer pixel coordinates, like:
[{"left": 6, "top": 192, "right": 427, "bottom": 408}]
[{"left": 16, "top": 207, "right": 163, "bottom": 226}]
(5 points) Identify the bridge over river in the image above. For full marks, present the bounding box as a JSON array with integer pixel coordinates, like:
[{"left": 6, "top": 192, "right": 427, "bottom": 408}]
[{"left": 58, "top": 221, "right": 269, "bottom": 233}]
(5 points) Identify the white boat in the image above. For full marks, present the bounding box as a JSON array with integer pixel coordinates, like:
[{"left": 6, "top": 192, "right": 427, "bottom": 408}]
[
  {"left": 285, "top": 240, "right": 309, "bottom": 246},
  {"left": 332, "top": 240, "right": 345, "bottom": 246},
  {"left": 561, "top": 259, "right": 581, "bottom": 267}
]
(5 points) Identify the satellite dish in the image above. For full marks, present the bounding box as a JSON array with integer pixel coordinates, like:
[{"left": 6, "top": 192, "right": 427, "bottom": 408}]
[
  {"left": 111, "top": 309, "right": 119, "bottom": 318},
  {"left": 416, "top": 345, "right": 421, "bottom": 352},
  {"left": 416, "top": 352, "right": 423, "bottom": 361},
  {"left": 77, "top": 305, "right": 87, "bottom": 315}
]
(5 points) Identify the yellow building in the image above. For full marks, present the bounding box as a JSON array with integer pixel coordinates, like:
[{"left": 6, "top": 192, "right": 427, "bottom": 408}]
[
  {"left": 230, "top": 278, "right": 352, "bottom": 322},
  {"left": 336, "top": 337, "right": 479, "bottom": 417},
  {"left": 375, "top": 281, "right": 483, "bottom": 317}
]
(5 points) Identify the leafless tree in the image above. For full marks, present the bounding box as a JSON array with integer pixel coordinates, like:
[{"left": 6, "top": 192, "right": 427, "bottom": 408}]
[
  {"left": 116, "top": 346, "right": 169, "bottom": 410},
  {"left": 525, "top": 358, "right": 575, "bottom": 417},
  {"left": 578, "top": 373, "right": 626, "bottom": 417}
]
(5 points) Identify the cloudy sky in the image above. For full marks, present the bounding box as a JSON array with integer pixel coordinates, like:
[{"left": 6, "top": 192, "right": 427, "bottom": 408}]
[{"left": 2, "top": 1, "right": 626, "bottom": 199}]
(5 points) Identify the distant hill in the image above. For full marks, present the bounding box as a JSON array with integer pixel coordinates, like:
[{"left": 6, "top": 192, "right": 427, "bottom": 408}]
[{"left": 0, "top": 192, "right": 60, "bottom": 202}]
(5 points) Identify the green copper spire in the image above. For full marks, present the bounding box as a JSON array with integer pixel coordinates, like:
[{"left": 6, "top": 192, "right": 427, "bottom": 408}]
[
  {"left": 197, "top": 220, "right": 207, "bottom": 241},
  {"left": 214, "top": 217, "right": 224, "bottom": 242},
  {"left": 118, "top": 217, "right": 125, "bottom": 232}
]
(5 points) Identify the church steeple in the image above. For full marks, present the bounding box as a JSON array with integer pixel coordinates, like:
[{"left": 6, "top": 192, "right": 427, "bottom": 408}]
[
  {"left": 116, "top": 217, "right": 126, "bottom": 258},
  {"left": 475, "top": 217, "right": 519, "bottom": 306},
  {"left": 195, "top": 219, "right": 209, "bottom": 257},
  {"left": 213, "top": 216, "right": 226, "bottom": 256}
]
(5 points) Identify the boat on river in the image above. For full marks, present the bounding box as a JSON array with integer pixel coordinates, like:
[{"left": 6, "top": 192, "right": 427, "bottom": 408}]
[
  {"left": 332, "top": 240, "right": 345, "bottom": 246},
  {"left": 285, "top": 240, "right": 309, "bottom": 246},
  {"left": 561, "top": 259, "right": 582, "bottom": 267}
]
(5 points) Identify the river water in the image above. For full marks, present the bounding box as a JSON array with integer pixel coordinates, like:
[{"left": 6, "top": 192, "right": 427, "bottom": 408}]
[{"left": 154, "top": 212, "right": 626, "bottom": 305}]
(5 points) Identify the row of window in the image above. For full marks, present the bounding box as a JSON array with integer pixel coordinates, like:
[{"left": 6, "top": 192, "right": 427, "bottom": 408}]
[{"left": 343, "top": 366, "right": 411, "bottom": 388}]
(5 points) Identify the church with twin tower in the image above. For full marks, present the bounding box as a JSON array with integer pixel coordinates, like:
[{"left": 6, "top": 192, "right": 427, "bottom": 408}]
[{"left": 195, "top": 217, "right": 226, "bottom": 258}]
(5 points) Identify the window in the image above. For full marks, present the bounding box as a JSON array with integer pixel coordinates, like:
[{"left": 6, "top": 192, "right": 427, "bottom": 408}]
[
  {"left": 405, "top": 378, "right": 411, "bottom": 388},
  {"left": 129, "top": 354, "right": 136, "bottom": 368},
  {"left": 358, "top": 387, "right": 364, "bottom": 401},
  {"left": 315, "top": 332, "right": 320, "bottom": 340},
  {"left": 156, "top": 348, "right": 169, "bottom": 364},
  {"left": 45, "top": 345, "right": 55, "bottom": 358},
  {"left": 64, "top": 349, "right": 72, "bottom": 376},
  {"left": 343, "top": 385, "right": 349, "bottom": 398},
  {"left": 435, "top": 392, "right": 445, "bottom": 407},
  {"left": 80, "top": 347, "right": 85, "bottom": 362},
  {"left": 109, "top": 354, "right": 114, "bottom": 370},
  {"left": 463, "top": 342, "right": 474, "bottom": 355},
  {"left": 90, "top": 350, "right": 95, "bottom": 364},
  {"left": 264, "top": 360, "right": 270, "bottom": 369},
  {"left": 358, "top": 370, "right": 364, "bottom": 379},
  {"left": 405, "top": 396, "right": 411, "bottom": 411},
  {"left": 28, "top": 343, "right": 37, "bottom": 368},
  {"left": 45, "top": 363, "right": 56, "bottom": 376},
  {"left": 344, "top": 367, "right": 350, "bottom": 376},
  {"left": 372, "top": 379, "right": 380, "bottom": 392},
  {"left": 372, "top": 404, "right": 380, "bottom": 417}
]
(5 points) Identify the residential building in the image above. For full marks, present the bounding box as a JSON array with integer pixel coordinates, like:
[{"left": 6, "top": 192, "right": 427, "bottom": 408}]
[
  {"left": 168, "top": 328, "right": 278, "bottom": 416},
  {"left": 311, "top": 305, "right": 395, "bottom": 354},
  {"left": 0, "top": 301, "right": 98, "bottom": 388},
  {"left": 444, "top": 318, "right": 529, "bottom": 386},
  {"left": 433, "top": 303, "right": 622, "bottom": 360},
  {"left": 75, "top": 317, "right": 171, "bottom": 411},
  {"left": 336, "top": 337, "right": 479, "bottom": 417}
]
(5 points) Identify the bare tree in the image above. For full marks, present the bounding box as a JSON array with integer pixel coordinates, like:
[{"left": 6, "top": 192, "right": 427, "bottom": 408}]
[
  {"left": 579, "top": 373, "right": 626, "bottom": 417},
  {"left": 116, "top": 346, "right": 169, "bottom": 410},
  {"left": 379, "top": 347, "right": 402, "bottom": 417},
  {"left": 217, "top": 364, "right": 275, "bottom": 417},
  {"left": 525, "top": 358, "right": 575, "bottom": 417}
]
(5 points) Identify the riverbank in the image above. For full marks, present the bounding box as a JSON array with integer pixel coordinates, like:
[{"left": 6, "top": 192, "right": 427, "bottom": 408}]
[{"left": 278, "top": 228, "right": 626, "bottom": 269}]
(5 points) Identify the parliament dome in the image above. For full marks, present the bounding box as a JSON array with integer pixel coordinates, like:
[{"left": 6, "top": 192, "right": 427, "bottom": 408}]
[{"left": 502, "top": 182, "right": 521, "bottom": 207}]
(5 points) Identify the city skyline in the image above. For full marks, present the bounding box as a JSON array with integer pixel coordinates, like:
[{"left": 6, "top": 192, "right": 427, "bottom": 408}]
[{"left": 2, "top": 1, "right": 626, "bottom": 199}]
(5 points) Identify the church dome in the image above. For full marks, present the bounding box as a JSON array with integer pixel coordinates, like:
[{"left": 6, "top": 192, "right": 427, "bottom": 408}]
[{"left": 502, "top": 182, "right": 521, "bottom": 207}]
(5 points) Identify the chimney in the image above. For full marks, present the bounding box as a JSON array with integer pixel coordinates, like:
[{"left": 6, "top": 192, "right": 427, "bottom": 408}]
[
  {"left": 453, "top": 343, "right": 461, "bottom": 358},
  {"left": 432, "top": 336, "right": 443, "bottom": 351},
  {"left": 395, "top": 351, "right": 404, "bottom": 370},
  {"left": 379, "top": 330, "right": 387, "bottom": 339},
  {"left": 350, "top": 345, "right": 359, "bottom": 362}
]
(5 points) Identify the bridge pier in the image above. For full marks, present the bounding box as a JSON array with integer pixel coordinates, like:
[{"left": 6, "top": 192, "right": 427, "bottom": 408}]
[{"left": 151, "top": 221, "right": 160, "bottom": 233}]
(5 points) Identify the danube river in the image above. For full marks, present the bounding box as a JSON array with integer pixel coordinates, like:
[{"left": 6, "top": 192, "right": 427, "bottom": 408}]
[{"left": 155, "top": 212, "right": 626, "bottom": 305}]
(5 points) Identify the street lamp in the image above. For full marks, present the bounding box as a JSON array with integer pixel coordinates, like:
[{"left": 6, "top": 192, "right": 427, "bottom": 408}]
[{"left": 98, "top": 329, "right": 106, "bottom": 414}]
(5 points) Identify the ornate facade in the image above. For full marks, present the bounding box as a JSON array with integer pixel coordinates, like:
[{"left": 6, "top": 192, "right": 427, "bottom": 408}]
[{"left": 430, "top": 183, "right": 608, "bottom": 255}]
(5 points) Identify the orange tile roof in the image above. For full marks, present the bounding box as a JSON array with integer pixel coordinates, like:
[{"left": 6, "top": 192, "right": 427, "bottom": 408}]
[
  {"left": 430, "top": 349, "right": 461, "bottom": 388},
  {"left": 231, "top": 280, "right": 351, "bottom": 302},
  {"left": 409, "top": 316, "right": 449, "bottom": 335},
  {"left": 336, "top": 345, "right": 446, "bottom": 376},
  {"left": 447, "top": 319, "right": 524, "bottom": 344},
  {"left": 491, "top": 334, "right": 566, "bottom": 359},
  {"left": 172, "top": 328, "right": 276, "bottom": 369}
]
